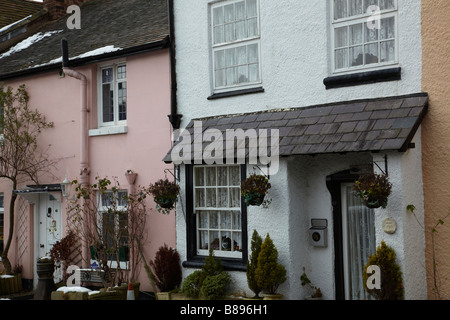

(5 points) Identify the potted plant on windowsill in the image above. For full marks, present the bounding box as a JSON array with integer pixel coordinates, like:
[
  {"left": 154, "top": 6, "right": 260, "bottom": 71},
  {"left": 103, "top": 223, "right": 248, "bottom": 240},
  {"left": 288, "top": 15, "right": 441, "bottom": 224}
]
[
  {"left": 301, "top": 267, "right": 323, "bottom": 300},
  {"left": 353, "top": 172, "right": 392, "bottom": 209},
  {"left": 149, "top": 178, "right": 180, "bottom": 214},
  {"left": 241, "top": 174, "right": 271, "bottom": 207}
]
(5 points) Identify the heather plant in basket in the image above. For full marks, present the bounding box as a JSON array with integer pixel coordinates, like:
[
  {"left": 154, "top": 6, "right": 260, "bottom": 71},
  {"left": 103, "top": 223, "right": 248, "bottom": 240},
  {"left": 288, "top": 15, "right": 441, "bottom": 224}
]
[
  {"left": 149, "top": 178, "right": 180, "bottom": 214},
  {"left": 353, "top": 173, "right": 392, "bottom": 209},
  {"left": 241, "top": 174, "right": 271, "bottom": 206}
]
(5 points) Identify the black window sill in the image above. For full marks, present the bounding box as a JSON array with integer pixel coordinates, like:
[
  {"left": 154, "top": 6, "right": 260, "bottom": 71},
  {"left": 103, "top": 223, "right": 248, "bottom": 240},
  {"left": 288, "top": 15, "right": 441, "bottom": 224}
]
[
  {"left": 182, "top": 257, "right": 246, "bottom": 272},
  {"left": 323, "top": 67, "right": 401, "bottom": 89},
  {"left": 207, "top": 87, "right": 264, "bottom": 100}
]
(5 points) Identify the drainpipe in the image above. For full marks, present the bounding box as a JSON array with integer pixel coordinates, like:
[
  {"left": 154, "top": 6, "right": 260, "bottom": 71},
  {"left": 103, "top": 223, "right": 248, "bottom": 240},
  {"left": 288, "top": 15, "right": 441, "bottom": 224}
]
[
  {"left": 61, "top": 38, "right": 90, "bottom": 268},
  {"left": 167, "top": 0, "right": 182, "bottom": 131}
]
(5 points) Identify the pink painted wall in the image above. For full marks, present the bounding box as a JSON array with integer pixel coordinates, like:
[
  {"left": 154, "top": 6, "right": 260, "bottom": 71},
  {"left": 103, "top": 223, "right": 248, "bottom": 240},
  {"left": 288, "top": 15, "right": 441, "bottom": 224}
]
[{"left": 0, "top": 48, "right": 175, "bottom": 292}]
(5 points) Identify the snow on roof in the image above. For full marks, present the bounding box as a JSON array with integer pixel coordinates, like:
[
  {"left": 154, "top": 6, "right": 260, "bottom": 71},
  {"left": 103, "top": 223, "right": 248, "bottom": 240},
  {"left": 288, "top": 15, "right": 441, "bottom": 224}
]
[
  {"left": 30, "top": 45, "right": 123, "bottom": 69},
  {"left": 0, "top": 30, "right": 63, "bottom": 60},
  {"left": 56, "top": 286, "right": 92, "bottom": 293},
  {"left": 0, "top": 15, "right": 32, "bottom": 34}
]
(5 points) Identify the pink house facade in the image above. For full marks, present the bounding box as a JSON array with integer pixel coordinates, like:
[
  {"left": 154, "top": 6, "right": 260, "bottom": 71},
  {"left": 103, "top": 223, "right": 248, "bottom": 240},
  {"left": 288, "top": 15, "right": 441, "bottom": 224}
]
[{"left": 0, "top": 0, "right": 178, "bottom": 293}]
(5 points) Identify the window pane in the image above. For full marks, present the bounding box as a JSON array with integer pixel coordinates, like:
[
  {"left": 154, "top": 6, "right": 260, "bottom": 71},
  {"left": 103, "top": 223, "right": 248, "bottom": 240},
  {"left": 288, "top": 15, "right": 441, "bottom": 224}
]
[
  {"left": 206, "top": 167, "right": 216, "bottom": 186},
  {"left": 334, "top": 0, "right": 348, "bottom": 19},
  {"left": 221, "top": 231, "right": 232, "bottom": 250},
  {"left": 335, "top": 48, "right": 349, "bottom": 69},
  {"left": 232, "top": 232, "right": 242, "bottom": 251},
  {"left": 380, "top": 17, "right": 395, "bottom": 40},
  {"left": 224, "top": 4, "right": 235, "bottom": 23},
  {"left": 335, "top": 26, "right": 348, "bottom": 48},
  {"left": 218, "top": 188, "right": 228, "bottom": 207},
  {"left": 238, "top": 66, "right": 248, "bottom": 84},
  {"left": 230, "top": 188, "right": 241, "bottom": 207},
  {"left": 117, "top": 65, "right": 126, "bottom": 79},
  {"left": 249, "top": 64, "right": 259, "bottom": 82},
  {"left": 350, "top": 45, "right": 364, "bottom": 66},
  {"left": 215, "top": 69, "right": 226, "bottom": 88},
  {"left": 213, "top": 6, "right": 224, "bottom": 26},
  {"left": 210, "top": 211, "right": 219, "bottom": 229},
  {"left": 380, "top": 0, "right": 395, "bottom": 10},
  {"left": 229, "top": 166, "right": 240, "bottom": 186},
  {"left": 232, "top": 211, "right": 241, "bottom": 230},
  {"left": 349, "top": 23, "right": 363, "bottom": 45},
  {"left": 199, "top": 231, "right": 209, "bottom": 249},
  {"left": 247, "top": 17, "right": 258, "bottom": 37},
  {"left": 210, "top": 231, "right": 220, "bottom": 250},
  {"left": 227, "top": 67, "right": 237, "bottom": 86},
  {"left": 236, "top": 1, "right": 246, "bottom": 20},
  {"left": 236, "top": 20, "right": 247, "bottom": 39},
  {"left": 214, "top": 26, "right": 224, "bottom": 44},
  {"left": 365, "top": 43, "right": 379, "bottom": 64},
  {"left": 206, "top": 188, "right": 217, "bottom": 207},
  {"left": 365, "top": 26, "right": 378, "bottom": 42},
  {"left": 221, "top": 211, "right": 232, "bottom": 229},
  {"left": 225, "top": 23, "right": 235, "bottom": 42},
  {"left": 196, "top": 188, "right": 205, "bottom": 207},
  {"left": 247, "top": 0, "right": 257, "bottom": 18},
  {"left": 195, "top": 167, "right": 205, "bottom": 186},
  {"left": 364, "top": 0, "right": 378, "bottom": 10},
  {"left": 248, "top": 44, "right": 258, "bottom": 63},
  {"left": 199, "top": 211, "right": 208, "bottom": 228},
  {"left": 380, "top": 40, "right": 395, "bottom": 62},
  {"left": 349, "top": 0, "right": 363, "bottom": 16},
  {"left": 102, "top": 68, "right": 113, "bottom": 83},
  {"left": 225, "top": 48, "right": 236, "bottom": 67},
  {"left": 118, "top": 82, "right": 127, "bottom": 121}
]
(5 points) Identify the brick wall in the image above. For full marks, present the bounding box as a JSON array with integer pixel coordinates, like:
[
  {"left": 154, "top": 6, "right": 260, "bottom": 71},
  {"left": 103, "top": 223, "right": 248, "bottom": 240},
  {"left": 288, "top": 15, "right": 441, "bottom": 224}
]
[{"left": 43, "top": 0, "right": 89, "bottom": 20}]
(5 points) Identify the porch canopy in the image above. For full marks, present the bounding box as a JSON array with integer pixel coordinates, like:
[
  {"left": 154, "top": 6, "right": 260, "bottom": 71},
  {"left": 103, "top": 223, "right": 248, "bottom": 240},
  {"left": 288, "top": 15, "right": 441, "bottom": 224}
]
[{"left": 163, "top": 92, "right": 428, "bottom": 163}]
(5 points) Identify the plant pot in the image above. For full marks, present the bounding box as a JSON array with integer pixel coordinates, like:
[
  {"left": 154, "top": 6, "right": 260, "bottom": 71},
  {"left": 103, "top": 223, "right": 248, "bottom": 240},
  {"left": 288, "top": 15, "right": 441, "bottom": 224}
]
[
  {"left": 262, "top": 293, "right": 283, "bottom": 300},
  {"left": 244, "top": 194, "right": 266, "bottom": 206},
  {"left": 155, "top": 198, "right": 176, "bottom": 209},
  {"left": 363, "top": 197, "right": 388, "bottom": 209},
  {"left": 0, "top": 274, "right": 22, "bottom": 295},
  {"left": 34, "top": 261, "right": 56, "bottom": 300}
]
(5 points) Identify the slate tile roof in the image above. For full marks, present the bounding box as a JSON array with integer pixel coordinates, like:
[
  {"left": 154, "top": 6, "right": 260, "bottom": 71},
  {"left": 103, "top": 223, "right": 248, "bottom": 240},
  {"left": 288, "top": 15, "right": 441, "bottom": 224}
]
[
  {"left": 0, "top": 0, "right": 169, "bottom": 79},
  {"left": 0, "top": 0, "right": 43, "bottom": 28},
  {"left": 163, "top": 93, "right": 428, "bottom": 163}
]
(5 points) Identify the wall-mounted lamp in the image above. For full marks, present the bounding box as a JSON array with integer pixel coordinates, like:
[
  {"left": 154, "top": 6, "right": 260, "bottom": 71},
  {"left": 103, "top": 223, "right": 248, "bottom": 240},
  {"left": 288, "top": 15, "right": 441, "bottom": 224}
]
[{"left": 61, "top": 177, "right": 71, "bottom": 199}]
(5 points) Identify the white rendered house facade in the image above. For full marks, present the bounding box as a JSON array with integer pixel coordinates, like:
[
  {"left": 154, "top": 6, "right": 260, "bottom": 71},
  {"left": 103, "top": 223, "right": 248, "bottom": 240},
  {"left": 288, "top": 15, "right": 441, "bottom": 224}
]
[{"left": 167, "top": 0, "right": 427, "bottom": 300}]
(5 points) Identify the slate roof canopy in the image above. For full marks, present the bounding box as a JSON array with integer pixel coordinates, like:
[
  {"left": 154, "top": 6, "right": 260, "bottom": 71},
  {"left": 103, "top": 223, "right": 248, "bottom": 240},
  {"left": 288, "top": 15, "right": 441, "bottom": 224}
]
[
  {"left": 0, "top": 0, "right": 169, "bottom": 80},
  {"left": 163, "top": 93, "right": 428, "bottom": 163}
]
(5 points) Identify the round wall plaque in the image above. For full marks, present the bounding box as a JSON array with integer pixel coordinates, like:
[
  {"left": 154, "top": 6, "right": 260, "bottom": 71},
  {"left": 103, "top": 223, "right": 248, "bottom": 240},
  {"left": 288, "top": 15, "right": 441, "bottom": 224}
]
[{"left": 382, "top": 218, "right": 397, "bottom": 234}]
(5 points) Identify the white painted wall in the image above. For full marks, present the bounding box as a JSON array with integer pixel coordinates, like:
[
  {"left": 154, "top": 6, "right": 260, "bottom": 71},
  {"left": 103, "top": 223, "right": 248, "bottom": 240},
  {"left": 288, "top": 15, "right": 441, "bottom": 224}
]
[
  {"left": 173, "top": 0, "right": 425, "bottom": 299},
  {"left": 174, "top": 0, "right": 422, "bottom": 126}
]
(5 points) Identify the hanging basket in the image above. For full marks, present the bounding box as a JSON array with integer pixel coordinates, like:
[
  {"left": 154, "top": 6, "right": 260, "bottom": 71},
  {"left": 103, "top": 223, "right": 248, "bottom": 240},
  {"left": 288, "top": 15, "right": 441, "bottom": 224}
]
[
  {"left": 241, "top": 174, "right": 271, "bottom": 207},
  {"left": 353, "top": 173, "right": 392, "bottom": 209}
]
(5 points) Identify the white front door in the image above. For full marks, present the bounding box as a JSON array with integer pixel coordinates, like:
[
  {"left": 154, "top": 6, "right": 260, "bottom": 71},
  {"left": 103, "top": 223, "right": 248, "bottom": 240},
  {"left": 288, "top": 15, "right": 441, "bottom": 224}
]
[
  {"left": 341, "top": 183, "right": 376, "bottom": 300},
  {"left": 37, "top": 193, "right": 62, "bottom": 282}
]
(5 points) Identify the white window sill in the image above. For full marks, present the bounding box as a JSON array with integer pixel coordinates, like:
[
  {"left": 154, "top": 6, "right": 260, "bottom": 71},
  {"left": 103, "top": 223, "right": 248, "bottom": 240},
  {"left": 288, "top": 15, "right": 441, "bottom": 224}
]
[{"left": 89, "top": 126, "right": 128, "bottom": 137}]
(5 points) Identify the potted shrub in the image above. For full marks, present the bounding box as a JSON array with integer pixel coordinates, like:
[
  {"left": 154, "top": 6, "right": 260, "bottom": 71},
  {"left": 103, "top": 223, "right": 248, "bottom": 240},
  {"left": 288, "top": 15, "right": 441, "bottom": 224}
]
[
  {"left": 241, "top": 174, "right": 271, "bottom": 206},
  {"left": 255, "top": 233, "right": 286, "bottom": 300},
  {"left": 300, "top": 267, "right": 322, "bottom": 300},
  {"left": 181, "top": 248, "right": 231, "bottom": 300},
  {"left": 246, "top": 230, "right": 263, "bottom": 299},
  {"left": 363, "top": 241, "right": 404, "bottom": 300},
  {"left": 49, "top": 230, "right": 77, "bottom": 283},
  {"left": 149, "top": 178, "right": 180, "bottom": 214},
  {"left": 353, "top": 172, "right": 392, "bottom": 209},
  {"left": 150, "top": 244, "right": 182, "bottom": 300},
  {"left": 34, "top": 257, "right": 56, "bottom": 300}
]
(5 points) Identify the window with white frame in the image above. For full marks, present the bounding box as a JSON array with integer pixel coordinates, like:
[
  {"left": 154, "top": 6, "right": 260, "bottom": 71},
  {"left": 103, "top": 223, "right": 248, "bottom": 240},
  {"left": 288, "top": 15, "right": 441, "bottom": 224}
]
[
  {"left": 331, "top": 0, "right": 398, "bottom": 73},
  {"left": 194, "top": 165, "right": 243, "bottom": 258},
  {"left": 211, "top": 0, "right": 261, "bottom": 92},
  {"left": 98, "top": 190, "right": 129, "bottom": 266},
  {"left": 99, "top": 63, "right": 127, "bottom": 127}
]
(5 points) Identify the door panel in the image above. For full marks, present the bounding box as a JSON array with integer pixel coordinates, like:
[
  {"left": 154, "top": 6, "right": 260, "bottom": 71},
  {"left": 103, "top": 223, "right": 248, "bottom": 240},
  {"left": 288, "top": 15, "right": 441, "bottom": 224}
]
[{"left": 341, "top": 184, "right": 376, "bottom": 300}]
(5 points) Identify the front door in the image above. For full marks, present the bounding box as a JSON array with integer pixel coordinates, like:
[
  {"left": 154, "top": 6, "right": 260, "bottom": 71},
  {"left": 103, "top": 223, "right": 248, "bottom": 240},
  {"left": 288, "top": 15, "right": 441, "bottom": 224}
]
[
  {"left": 37, "top": 193, "right": 62, "bottom": 282},
  {"left": 340, "top": 183, "right": 376, "bottom": 300}
]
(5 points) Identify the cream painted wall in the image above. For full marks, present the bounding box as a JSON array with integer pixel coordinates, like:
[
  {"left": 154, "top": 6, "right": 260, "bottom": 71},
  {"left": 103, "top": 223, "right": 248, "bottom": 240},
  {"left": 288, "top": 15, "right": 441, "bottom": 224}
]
[{"left": 422, "top": 0, "right": 450, "bottom": 300}]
